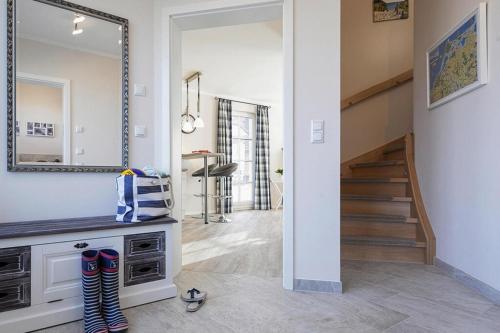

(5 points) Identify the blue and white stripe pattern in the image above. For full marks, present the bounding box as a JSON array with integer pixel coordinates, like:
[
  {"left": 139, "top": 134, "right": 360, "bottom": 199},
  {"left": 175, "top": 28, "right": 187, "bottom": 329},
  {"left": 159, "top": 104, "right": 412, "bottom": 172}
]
[
  {"left": 100, "top": 249, "right": 128, "bottom": 332},
  {"left": 116, "top": 175, "right": 173, "bottom": 223},
  {"left": 81, "top": 250, "right": 108, "bottom": 333}
]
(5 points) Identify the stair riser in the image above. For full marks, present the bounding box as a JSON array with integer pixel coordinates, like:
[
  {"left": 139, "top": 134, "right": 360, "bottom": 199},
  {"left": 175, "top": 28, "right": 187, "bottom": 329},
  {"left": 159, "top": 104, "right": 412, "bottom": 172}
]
[
  {"left": 342, "top": 221, "right": 416, "bottom": 239},
  {"left": 341, "top": 183, "right": 407, "bottom": 197},
  {"left": 384, "top": 150, "right": 405, "bottom": 160},
  {"left": 342, "top": 200, "right": 411, "bottom": 217},
  {"left": 342, "top": 244, "right": 425, "bottom": 263},
  {"left": 351, "top": 165, "right": 407, "bottom": 178}
]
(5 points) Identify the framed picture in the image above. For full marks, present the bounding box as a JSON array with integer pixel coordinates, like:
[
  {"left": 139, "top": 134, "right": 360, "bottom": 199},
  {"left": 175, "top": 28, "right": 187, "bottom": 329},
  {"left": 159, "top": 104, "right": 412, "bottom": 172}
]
[
  {"left": 427, "top": 3, "right": 488, "bottom": 110},
  {"left": 373, "top": 0, "right": 409, "bottom": 23},
  {"left": 26, "top": 121, "right": 55, "bottom": 137}
]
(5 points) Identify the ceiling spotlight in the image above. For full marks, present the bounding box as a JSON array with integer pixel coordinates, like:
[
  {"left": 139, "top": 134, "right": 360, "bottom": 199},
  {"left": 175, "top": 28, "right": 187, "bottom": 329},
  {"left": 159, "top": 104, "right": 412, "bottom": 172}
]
[
  {"left": 118, "top": 25, "right": 122, "bottom": 31},
  {"left": 72, "top": 23, "right": 83, "bottom": 35},
  {"left": 73, "top": 14, "right": 85, "bottom": 24},
  {"left": 118, "top": 39, "right": 122, "bottom": 45}
]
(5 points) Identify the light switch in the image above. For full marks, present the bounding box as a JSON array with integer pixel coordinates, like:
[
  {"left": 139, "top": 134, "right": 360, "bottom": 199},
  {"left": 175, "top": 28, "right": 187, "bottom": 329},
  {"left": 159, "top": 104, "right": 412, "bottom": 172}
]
[
  {"left": 75, "top": 126, "right": 84, "bottom": 133},
  {"left": 134, "top": 84, "right": 146, "bottom": 97},
  {"left": 135, "top": 125, "right": 146, "bottom": 137},
  {"left": 75, "top": 148, "right": 85, "bottom": 155},
  {"left": 311, "top": 120, "right": 324, "bottom": 144}
]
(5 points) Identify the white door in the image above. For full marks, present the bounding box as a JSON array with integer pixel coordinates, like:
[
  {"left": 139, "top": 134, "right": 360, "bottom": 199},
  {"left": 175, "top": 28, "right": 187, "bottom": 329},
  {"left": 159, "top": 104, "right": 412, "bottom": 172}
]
[
  {"left": 31, "top": 236, "right": 122, "bottom": 305},
  {"left": 232, "top": 111, "right": 256, "bottom": 210}
]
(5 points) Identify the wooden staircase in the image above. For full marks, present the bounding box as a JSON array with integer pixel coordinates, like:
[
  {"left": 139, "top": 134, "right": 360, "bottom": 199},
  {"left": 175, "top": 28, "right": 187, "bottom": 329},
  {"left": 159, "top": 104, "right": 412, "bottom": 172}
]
[{"left": 341, "top": 134, "right": 435, "bottom": 264}]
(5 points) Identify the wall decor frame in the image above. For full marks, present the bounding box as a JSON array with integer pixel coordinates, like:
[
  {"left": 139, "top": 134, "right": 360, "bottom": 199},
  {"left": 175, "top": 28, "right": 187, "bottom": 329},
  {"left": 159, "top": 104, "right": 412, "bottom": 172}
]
[
  {"left": 426, "top": 2, "right": 488, "bottom": 110},
  {"left": 373, "top": 0, "right": 409, "bottom": 23},
  {"left": 6, "top": 0, "right": 129, "bottom": 172}
]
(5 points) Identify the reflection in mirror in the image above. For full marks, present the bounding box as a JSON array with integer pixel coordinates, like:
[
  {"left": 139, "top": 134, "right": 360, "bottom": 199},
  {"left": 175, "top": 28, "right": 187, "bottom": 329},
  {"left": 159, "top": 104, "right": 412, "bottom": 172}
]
[{"left": 9, "top": 0, "right": 128, "bottom": 171}]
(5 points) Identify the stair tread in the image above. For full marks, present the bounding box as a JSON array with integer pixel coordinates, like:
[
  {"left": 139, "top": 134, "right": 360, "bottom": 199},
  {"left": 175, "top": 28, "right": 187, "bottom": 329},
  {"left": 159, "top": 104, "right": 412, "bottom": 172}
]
[
  {"left": 341, "top": 177, "right": 408, "bottom": 184},
  {"left": 342, "top": 213, "right": 418, "bottom": 224},
  {"left": 350, "top": 160, "right": 405, "bottom": 169},
  {"left": 383, "top": 146, "right": 405, "bottom": 154},
  {"left": 342, "top": 236, "right": 425, "bottom": 247},
  {"left": 341, "top": 194, "right": 413, "bottom": 202}
]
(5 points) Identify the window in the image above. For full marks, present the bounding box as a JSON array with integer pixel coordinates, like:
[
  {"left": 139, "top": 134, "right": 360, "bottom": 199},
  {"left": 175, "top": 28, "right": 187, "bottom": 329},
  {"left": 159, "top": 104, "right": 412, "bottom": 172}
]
[{"left": 232, "top": 111, "right": 256, "bottom": 209}]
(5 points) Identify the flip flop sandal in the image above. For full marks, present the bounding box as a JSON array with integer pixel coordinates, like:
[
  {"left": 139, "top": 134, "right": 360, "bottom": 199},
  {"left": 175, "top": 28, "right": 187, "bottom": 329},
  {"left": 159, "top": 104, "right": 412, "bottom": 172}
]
[
  {"left": 186, "top": 298, "right": 206, "bottom": 312},
  {"left": 181, "top": 288, "right": 207, "bottom": 302}
]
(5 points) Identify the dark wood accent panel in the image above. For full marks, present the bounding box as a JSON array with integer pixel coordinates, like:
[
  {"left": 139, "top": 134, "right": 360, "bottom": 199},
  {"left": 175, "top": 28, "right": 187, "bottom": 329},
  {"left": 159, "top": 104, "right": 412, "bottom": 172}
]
[
  {"left": 0, "top": 216, "right": 177, "bottom": 240},
  {"left": 0, "top": 277, "right": 30, "bottom": 313},
  {"left": 124, "top": 257, "right": 166, "bottom": 287},
  {"left": 0, "top": 247, "right": 31, "bottom": 281},
  {"left": 124, "top": 232, "right": 165, "bottom": 260}
]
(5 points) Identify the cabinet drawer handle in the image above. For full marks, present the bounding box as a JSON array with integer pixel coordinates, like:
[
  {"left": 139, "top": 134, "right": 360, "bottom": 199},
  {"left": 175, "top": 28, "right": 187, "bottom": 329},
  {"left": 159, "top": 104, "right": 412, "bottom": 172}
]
[
  {"left": 0, "top": 262, "right": 8, "bottom": 268},
  {"left": 0, "top": 292, "right": 8, "bottom": 299},
  {"left": 74, "top": 242, "right": 89, "bottom": 249},
  {"left": 139, "top": 266, "right": 152, "bottom": 273},
  {"left": 138, "top": 243, "right": 152, "bottom": 249}
]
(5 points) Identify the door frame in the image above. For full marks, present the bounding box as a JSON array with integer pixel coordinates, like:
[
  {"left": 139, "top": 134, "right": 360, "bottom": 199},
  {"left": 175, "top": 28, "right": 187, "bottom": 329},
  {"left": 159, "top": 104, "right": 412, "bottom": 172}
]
[
  {"left": 157, "top": 0, "right": 294, "bottom": 290},
  {"left": 16, "top": 72, "right": 71, "bottom": 165}
]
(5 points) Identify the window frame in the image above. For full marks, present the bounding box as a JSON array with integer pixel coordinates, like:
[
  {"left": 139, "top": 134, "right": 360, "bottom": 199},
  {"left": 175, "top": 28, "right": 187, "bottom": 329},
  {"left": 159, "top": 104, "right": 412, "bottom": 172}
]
[{"left": 231, "top": 110, "right": 257, "bottom": 210}]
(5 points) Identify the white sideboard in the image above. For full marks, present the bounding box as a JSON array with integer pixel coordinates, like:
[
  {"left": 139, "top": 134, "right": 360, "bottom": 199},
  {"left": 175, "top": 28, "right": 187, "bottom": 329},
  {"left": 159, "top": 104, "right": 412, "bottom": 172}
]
[{"left": 0, "top": 216, "right": 177, "bottom": 333}]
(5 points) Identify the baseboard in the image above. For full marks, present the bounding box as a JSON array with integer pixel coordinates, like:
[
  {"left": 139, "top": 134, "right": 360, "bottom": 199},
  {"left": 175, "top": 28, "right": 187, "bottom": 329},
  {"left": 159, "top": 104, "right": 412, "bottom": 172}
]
[
  {"left": 293, "top": 278, "right": 343, "bottom": 294},
  {"left": 435, "top": 257, "right": 500, "bottom": 305}
]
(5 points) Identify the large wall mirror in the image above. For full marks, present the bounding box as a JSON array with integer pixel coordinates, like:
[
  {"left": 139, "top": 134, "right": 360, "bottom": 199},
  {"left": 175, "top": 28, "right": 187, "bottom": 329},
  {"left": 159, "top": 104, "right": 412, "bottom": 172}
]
[{"left": 7, "top": 0, "right": 128, "bottom": 172}]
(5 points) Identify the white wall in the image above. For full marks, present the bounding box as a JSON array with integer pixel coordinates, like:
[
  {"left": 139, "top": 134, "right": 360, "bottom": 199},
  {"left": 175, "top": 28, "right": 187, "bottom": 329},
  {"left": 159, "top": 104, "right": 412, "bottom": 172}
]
[
  {"left": 0, "top": 0, "right": 156, "bottom": 222},
  {"left": 414, "top": 0, "right": 500, "bottom": 291},
  {"left": 181, "top": 91, "right": 283, "bottom": 215},
  {"left": 341, "top": 0, "right": 414, "bottom": 161},
  {"left": 294, "top": 0, "right": 341, "bottom": 285},
  {"left": 17, "top": 38, "right": 122, "bottom": 166},
  {"left": 16, "top": 82, "right": 63, "bottom": 157}
]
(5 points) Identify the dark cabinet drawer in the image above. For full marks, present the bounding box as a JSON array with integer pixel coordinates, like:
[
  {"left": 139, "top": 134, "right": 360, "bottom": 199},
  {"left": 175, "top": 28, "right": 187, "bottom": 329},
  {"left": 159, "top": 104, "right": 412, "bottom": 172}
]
[
  {"left": 0, "top": 277, "right": 30, "bottom": 313},
  {"left": 124, "top": 257, "right": 165, "bottom": 287},
  {"left": 124, "top": 232, "right": 165, "bottom": 259},
  {"left": 0, "top": 247, "right": 31, "bottom": 281}
]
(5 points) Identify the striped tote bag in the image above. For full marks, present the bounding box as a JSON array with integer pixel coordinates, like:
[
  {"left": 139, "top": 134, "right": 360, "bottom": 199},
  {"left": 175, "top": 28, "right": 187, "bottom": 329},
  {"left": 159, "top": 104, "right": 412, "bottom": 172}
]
[{"left": 116, "top": 175, "right": 173, "bottom": 223}]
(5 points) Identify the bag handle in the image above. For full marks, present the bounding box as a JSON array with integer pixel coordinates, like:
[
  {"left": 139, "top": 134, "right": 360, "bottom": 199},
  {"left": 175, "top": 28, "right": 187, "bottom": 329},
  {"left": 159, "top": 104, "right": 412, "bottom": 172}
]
[{"left": 154, "top": 172, "right": 175, "bottom": 210}]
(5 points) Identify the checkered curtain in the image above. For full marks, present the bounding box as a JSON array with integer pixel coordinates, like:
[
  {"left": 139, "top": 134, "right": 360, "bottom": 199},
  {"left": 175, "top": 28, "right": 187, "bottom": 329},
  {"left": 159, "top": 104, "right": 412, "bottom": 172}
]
[
  {"left": 217, "top": 99, "right": 233, "bottom": 213},
  {"left": 254, "top": 105, "right": 271, "bottom": 210}
]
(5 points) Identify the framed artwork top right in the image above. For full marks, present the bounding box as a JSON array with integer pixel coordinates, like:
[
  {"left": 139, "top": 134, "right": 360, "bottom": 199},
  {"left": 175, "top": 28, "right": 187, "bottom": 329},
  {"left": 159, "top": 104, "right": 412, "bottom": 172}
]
[
  {"left": 426, "top": 2, "right": 488, "bottom": 110},
  {"left": 373, "top": 0, "right": 409, "bottom": 23}
]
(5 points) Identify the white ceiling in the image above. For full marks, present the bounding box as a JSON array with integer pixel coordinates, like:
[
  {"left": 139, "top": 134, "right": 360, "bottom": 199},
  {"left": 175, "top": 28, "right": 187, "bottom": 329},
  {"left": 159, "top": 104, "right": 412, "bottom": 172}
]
[
  {"left": 182, "top": 20, "right": 283, "bottom": 104},
  {"left": 16, "top": 0, "right": 122, "bottom": 58}
]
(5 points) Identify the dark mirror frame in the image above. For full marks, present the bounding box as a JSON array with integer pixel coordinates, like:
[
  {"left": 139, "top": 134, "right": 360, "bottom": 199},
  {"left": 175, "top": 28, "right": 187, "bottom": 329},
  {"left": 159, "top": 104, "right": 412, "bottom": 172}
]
[{"left": 6, "top": 0, "right": 129, "bottom": 172}]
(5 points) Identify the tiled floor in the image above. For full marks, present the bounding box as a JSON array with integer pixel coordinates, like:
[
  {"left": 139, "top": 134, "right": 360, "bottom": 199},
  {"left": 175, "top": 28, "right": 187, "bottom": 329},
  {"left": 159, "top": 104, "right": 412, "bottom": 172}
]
[{"left": 38, "top": 211, "right": 500, "bottom": 333}]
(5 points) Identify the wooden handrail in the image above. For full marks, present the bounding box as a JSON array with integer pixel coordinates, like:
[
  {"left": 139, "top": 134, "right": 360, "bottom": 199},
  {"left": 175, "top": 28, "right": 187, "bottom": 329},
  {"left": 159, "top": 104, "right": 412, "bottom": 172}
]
[{"left": 341, "top": 69, "right": 413, "bottom": 111}]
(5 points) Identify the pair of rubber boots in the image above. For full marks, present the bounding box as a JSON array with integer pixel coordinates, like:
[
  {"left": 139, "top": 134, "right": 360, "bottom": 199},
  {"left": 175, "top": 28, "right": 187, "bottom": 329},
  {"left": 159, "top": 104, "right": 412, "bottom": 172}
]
[{"left": 82, "top": 249, "right": 129, "bottom": 333}]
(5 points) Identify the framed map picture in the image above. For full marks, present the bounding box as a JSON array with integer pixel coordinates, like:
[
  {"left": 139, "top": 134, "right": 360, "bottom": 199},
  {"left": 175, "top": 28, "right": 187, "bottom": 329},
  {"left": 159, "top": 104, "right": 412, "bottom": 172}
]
[
  {"left": 373, "top": 0, "right": 409, "bottom": 23},
  {"left": 427, "top": 3, "right": 488, "bottom": 109}
]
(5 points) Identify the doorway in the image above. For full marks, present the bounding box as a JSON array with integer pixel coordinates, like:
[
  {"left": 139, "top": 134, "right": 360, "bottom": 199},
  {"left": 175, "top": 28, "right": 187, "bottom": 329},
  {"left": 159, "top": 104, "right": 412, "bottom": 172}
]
[{"left": 159, "top": 0, "right": 294, "bottom": 289}]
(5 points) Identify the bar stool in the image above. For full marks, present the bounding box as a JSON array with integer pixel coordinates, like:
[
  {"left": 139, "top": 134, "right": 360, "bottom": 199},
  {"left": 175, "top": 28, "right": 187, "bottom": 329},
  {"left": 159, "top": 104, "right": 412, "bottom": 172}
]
[
  {"left": 209, "top": 163, "right": 238, "bottom": 223},
  {"left": 192, "top": 163, "right": 217, "bottom": 219}
]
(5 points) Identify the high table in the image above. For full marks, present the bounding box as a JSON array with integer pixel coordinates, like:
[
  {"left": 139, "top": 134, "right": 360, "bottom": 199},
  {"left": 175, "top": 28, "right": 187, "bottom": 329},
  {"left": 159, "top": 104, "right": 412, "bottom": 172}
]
[{"left": 182, "top": 152, "right": 224, "bottom": 224}]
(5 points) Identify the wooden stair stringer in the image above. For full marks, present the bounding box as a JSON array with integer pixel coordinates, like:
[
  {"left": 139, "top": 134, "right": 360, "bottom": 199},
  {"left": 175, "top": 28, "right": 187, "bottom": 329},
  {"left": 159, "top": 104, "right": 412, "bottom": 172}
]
[{"left": 404, "top": 133, "right": 436, "bottom": 265}]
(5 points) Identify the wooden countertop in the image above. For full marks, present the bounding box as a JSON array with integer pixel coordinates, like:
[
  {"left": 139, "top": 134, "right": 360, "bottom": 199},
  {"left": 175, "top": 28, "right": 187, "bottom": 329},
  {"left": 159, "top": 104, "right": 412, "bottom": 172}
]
[
  {"left": 0, "top": 215, "right": 177, "bottom": 240},
  {"left": 182, "top": 152, "right": 223, "bottom": 160}
]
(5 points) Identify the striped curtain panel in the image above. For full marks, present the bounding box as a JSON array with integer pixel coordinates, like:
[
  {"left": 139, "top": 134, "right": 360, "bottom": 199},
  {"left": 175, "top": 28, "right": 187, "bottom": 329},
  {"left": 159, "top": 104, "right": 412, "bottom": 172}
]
[
  {"left": 216, "top": 99, "right": 233, "bottom": 213},
  {"left": 254, "top": 105, "right": 271, "bottom": 210}
]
